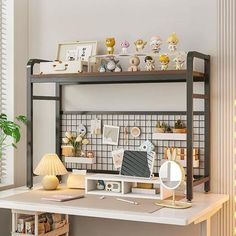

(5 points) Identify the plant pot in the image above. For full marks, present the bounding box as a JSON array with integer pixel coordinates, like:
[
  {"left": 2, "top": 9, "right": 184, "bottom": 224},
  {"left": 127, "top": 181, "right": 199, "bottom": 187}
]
[
  {"left": 172, "top": 128, "right": 187, "bottom": 133},
  {"left": 154, "top": 128, "right": 165, "bottom": 133},
  {"left": 61, "top": 145, "right": 82, "bottom": 157}
]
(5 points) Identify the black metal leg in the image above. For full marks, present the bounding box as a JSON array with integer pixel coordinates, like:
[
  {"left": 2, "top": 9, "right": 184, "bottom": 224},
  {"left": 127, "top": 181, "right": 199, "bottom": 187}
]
[
  {"left": 27, "top": 67, "right": 33, "bottom": 189},
  {"left": 204, "top": 58, "right": 211, "bottom": 192},
  {"left": 186, "top": 53, "right": 194, "bottom": 201}
]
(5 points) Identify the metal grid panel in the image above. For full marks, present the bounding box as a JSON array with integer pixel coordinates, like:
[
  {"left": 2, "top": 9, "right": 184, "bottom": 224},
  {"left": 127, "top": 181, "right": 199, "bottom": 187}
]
[{"left": 61, "top": 111, "right": 205, "bottom": 177}]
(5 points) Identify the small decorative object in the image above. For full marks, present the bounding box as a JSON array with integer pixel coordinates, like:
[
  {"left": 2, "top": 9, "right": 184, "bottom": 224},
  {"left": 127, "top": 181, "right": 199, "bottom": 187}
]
[
  {"left": 131, "top": 127, "right": 141, "bottom": 138},
  {"left": 62, "top": 131, "right": 90, "bottom": 156},
  {"left": 139, "top": 140, "right": 155, "bottom": 153},
  {"left": 134, "top": 39, "right": 147, "bottom": 52},
  {"left": 98, "top": 64, "right": 106, "bottom": 72},
  {"left": 144, "top": 56, "right": 155, "bottom": 71},
  {"left": 103, "top": 125, "right": 120, "bottom": 145},
  {"left": 105, "top": 37, "right": 116, "bottom": 54},
  {"left": 120, "top": 40, "right": 130, "bottom": 54},
  {"left": 173, "top": 53, "right": 186, "bottom": 70},
  {"left": 105, "top": 58, "right": 122, "bottom": 72},
  {"left": 67, "top": 170, "right": 87, "bottom": 189},
  {"left": 128, "top": 55, "right": 140, "bottom": 72},
  {"left": 97, "top": 180, "right": 105, "bottom": 190},
  {"left": 34, "top": 153, "right": 68, "bottom": 190},
  {"left": 172, "top": 119, "right": 187, "bottom": 133},
  {"left": 159, "top": 54, "right": 170, "bottom": 70},
  {"left": 91, "top": 119, "right": 102, "bottom": 135},
  {"left": 87, "top": 151, "right": 94, "bottom": 158},
  {"left": 150, "top": 36, "right": 162, "bottom": 53},
  {"left": 167, "top": 32, "right": 179, "bottom": 52},
  {"left": 78, "top": 124, "right": 87, "bottom": 136},
  {"left": 112, "top": 148, "right": 124, "bottom": 169},
  {"left": 124, "top": 126, "right": 129, "bottom": 145},
  {"left": 154, "top": 121, "right": 167, "bottom": 133},
  {"left": 105, "top": 181, "right": 121, "bottom": 193}
]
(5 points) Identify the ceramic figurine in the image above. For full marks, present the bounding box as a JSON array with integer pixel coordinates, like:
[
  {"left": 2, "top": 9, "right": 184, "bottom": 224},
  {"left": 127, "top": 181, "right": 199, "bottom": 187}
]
[
  {"left": 167, "top": 32, "right": 179, "bottom": 52},
  {"left": 144, "top": 56, "right": 155, "bottom": 71},
  {"left": 128, "top": 56, "right": 140, "bottom": 72},
  {"left": 105, "top": 37, "right": 116, "bottom": 54},
  {"left": 97, "top": 180, "right": 105, "bottom": 190},
  {"left": 134, "top": 39, "right": 147, "bottom": 52},
  {"left": 120, "top": 40, "right": 130, "bottom": 54},
  {"left": 159, "top": 54, "right": 170, "bottom": 70},
  {"left": 173, "top": 53, "right": 185, "bottom": 70},
  {"left": 98, "top": 64, "right": 106, "bottom": 72},
  {"left": 150, "top": 36, "right": 162, "bottom": 53},
  {"left": 106, "top": 58, "right": 122, "bottom": 72}
]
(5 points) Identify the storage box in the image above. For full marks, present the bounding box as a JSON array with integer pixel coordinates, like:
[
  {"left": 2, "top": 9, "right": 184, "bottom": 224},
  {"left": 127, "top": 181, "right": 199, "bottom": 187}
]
[{"left": 39, "top": 41, "right": 97, "bottom": 74}]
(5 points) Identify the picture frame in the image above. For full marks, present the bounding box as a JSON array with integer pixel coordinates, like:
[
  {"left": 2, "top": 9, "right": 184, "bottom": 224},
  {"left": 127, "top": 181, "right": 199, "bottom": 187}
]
[
  {"left": 103, "top": 125, "right": 120, "bottom": 145},
  {"left": 57, "top": 41, "right": 97, "bottom": 62}
]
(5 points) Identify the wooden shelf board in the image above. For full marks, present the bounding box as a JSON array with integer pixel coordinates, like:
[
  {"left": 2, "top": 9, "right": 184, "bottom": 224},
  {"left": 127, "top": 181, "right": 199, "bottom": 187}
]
[
  {"left": 30, "top": 70, "right": 205, "bottom": 84},
  {"left": 152, "top": 133, "right": 187, "bottom": 141}
]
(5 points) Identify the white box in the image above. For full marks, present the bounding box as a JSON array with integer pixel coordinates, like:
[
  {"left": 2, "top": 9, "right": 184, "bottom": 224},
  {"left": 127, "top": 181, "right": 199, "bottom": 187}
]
[{"left": 40, "top": 60, "right": 83, "bottom": 74}]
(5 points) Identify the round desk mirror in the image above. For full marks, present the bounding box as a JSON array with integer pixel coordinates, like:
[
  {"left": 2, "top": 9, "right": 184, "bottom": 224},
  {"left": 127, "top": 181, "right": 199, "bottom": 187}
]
[
  {"left": 155, "top": 160, "right": 192, "bottom": 209},
  {"left": 159, "top": 160, "right": 183, "bottom": 190}
]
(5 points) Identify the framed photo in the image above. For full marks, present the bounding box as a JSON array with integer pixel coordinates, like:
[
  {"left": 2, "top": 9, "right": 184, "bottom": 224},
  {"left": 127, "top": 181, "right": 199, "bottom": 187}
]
[
  {"left": 57, "top": 41, "right": 97, "bottom": 62},
  {"left": 103, "top": 125, "right": 120, "bottom": 145}
]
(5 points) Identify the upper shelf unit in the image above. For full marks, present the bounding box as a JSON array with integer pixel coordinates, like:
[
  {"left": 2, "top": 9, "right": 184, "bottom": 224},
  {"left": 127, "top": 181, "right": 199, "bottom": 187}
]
[{"left": 30, "top": 70, "right": 205, "bottom": 85}]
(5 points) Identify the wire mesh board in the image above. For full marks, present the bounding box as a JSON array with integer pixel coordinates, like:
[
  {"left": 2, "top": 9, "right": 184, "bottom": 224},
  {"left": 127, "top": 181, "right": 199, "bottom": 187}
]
[{"left": 61, "top": 111, "right": 205, "bottom": 178}]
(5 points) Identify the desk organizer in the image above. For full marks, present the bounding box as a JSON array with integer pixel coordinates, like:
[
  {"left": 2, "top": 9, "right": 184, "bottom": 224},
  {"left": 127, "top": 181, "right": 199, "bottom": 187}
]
[{"left": 86, "top": 174, "right": 172, "bottom": 200}]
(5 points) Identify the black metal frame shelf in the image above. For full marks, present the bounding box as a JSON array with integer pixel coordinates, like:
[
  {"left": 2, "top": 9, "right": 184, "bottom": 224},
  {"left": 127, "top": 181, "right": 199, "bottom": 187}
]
[{"left": 26, "top": 51, "right": 210, "bottom": 202}]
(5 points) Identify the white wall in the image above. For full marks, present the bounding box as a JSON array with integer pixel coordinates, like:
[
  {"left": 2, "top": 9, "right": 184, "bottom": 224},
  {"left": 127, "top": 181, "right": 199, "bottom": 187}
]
[{"left": 26, "top": 1, "right": 217, "bottom": 235}]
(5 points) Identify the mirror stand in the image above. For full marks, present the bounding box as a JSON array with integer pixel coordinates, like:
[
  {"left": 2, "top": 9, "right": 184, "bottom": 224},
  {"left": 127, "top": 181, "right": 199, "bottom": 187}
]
[{"left": 155, "top": 190, "right": 192, "bottom": 209}]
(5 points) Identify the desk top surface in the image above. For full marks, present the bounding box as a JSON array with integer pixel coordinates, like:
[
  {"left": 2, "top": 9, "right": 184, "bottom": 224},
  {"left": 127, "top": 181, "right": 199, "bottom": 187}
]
[{"left": 0, "top": 186, "right": 228, "bottom": 226}]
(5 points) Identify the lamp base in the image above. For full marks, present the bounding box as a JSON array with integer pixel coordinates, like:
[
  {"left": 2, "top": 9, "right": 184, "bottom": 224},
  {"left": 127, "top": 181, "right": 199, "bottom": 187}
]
[{"left": 42, "top": 175, "right": 59, "bottom": 190}]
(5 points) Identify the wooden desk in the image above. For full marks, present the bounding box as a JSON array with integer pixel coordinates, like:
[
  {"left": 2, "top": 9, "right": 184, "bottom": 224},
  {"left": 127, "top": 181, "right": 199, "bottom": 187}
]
[{"left": 0, "top": 186, "right": 229, "bottom": 236}]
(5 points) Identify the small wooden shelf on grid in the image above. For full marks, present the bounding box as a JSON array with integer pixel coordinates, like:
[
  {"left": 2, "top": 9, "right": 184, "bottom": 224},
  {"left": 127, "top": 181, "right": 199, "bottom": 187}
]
[{"left": 63, "top": 156, "right": 96, "bottom": 164}]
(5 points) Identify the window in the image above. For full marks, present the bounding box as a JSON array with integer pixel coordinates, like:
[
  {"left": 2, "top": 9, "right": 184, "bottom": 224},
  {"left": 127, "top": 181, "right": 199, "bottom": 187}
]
[{"left": 0, "top": 0, "right": 14, "bottom": 186}]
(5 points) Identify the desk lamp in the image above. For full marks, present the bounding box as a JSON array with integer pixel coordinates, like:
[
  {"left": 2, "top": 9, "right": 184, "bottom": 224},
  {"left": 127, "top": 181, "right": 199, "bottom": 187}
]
[{"left": 34, "top": 153, "right": 68, "bottom": 190}]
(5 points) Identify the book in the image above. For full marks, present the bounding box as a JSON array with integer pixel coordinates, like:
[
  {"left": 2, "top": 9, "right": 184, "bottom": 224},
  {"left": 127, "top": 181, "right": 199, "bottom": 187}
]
[{"left": 41, "top": 194, "right": 84, "bottom": 202}]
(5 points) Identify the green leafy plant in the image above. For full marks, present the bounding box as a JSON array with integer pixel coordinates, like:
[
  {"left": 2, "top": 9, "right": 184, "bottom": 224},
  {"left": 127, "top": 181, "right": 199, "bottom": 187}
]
[
  {"left": 156, "top": 121, "right": 167, "bottom": 129},
  {"left": 174, "top": 119, "right": 185, "bottom": 129},
  {"left": 166, "top": 125, "right": 172, "bottom": 133},
  {"left": 0, "top": 113, "right": 27, "bottom": 151}
]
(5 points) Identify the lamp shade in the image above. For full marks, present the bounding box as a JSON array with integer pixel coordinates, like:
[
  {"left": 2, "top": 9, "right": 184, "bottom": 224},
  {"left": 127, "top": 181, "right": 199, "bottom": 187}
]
[{"left": 34, "top": 153, "right": 68, "bottom": 176}]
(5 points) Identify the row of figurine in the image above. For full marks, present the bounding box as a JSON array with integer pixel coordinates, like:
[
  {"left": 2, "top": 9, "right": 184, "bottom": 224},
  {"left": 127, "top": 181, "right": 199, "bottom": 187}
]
[
  {"left": 105, "top": 32, "right": 180, "bottom": 55},
  {"left": 98, "top": 53, "right": 186, "bottom": 73}
]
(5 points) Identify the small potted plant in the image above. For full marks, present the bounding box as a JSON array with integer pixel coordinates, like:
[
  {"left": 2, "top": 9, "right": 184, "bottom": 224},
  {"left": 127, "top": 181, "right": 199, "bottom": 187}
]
[
  {"left": 172, "top": 120, "right": 187, "bottom": 133},
  {"left": 154, "top": 121, "right": 167, "bottom": 133},
  {"left": 61, "top": 131, "right": 89, "bottom": 157}
]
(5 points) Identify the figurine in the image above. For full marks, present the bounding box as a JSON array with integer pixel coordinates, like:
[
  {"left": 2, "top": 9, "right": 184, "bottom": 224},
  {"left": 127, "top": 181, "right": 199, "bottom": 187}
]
[
  {"left": 159, "top": 54, "right": 170, "bottom": 70},
  {"left": 144, "top": 56, "right": 155, "bottom": 71},
  {"left": 105, "top": 37, "right": 116, "bottom": 54},
  {"left": 106, "top": 58, "right": 122, "bottom": 72},
  {"left": 173, "top": 53, "right": 185, "bottom": 70},
  {"left": 150, "top": 36, "right": 162, "bottom": 53},
  {"left": 128, "top": 56, "right": 140, "bottom": 72},
  {"left": 98, "top": 64, "right": 106, "bottom": 72},
  {"left": 167, "top": 32, "right": 179, "bottom": 52},
  {"left": 134, "top": 39, "right": 147, "bottom": 52},
  {"left": 120, "top": 40, "right": 130, "bottom": 54}
]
